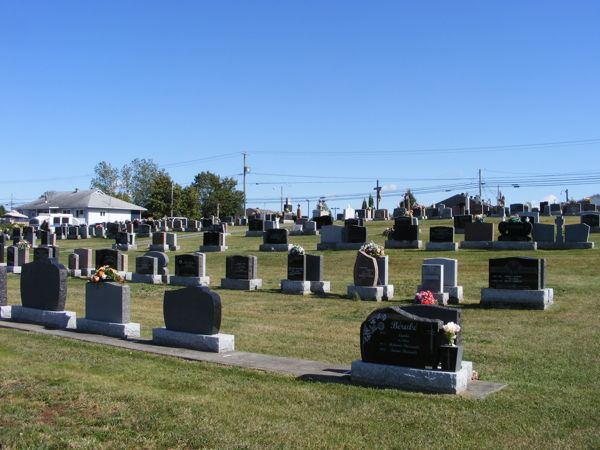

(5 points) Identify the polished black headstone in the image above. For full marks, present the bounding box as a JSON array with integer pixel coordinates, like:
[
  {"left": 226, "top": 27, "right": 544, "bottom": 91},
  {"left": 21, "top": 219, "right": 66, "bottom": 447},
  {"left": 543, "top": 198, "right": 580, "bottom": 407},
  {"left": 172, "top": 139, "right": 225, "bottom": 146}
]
[
  {"left": 287, "top": 254, "right": 306, "bottom": 281},
  {"left": 313, "top": 215, "right": 333, "bottom": 229},
  {"left": 344, "top": 218, "right": 364, "bottom": 227},
  {"left": 203, "top": 231, "right": 221, "bottom": 246},
  {"left": 175, "top": 254, "right": 201, "bottom": 277},
  {"left": 306, "top": 255, "right": 324, "bottom": 282},
  {"left": 489, "top": 257, "right": 544, "bottom": 290},
  {"left": 163, "top": 286, "right": 221, "bottom": 334},
  {"left": 226, "top": 255, "right": 257, "bottom": 280},
  {"left": 392, "top": 224, "right": 418, "bottom": 241},
  {"left": 345, "top": 225, "right": 367, "bottom": 243},
  {"left": 20, "top": 258, "right": 68, "bottom": 311},
  {"left": 115, "top": 232, "right": 128, "bottom": 245},
  {"left": 353, "top": 251, "right": 378, "bottom": 286},
  {"left": 95, "top": 249, "right": 122, "bottom": 270},
  {"left": 453, "top": 215, "right": 473, "bottom": 230},
  {"left": 248, "top": 219, "right": 264, "bottom": 232},
  {"left": 0, "top": 243, "right": 4, "bottom": 264},
  {"left": 264, "top": 228, "right": 288, "bottom": 244},
  {"left": 498, "top": 221, "right": 533, "bottom": 241},
  {"left": 136, "top": 256, "right": 158, "bottom": 275},
  {"left": 581, "top": 214, "right": 600, "bottom": 228},
  {"left": 429, "top": 226, "right": 454, "bottom": 243},
  {"left": 360, "top": 307, "right": 443, "bottom": 369},
  {"left": 33, "top": 246, "right": 52, "bottom": 261},
  {"left": 401, "top": 304, "right": 462, "bottom": 345}
]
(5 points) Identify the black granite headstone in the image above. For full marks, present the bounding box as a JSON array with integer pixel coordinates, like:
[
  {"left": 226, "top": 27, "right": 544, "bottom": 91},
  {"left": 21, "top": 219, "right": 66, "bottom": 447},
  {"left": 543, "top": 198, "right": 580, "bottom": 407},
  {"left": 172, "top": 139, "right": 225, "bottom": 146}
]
[
  {"left": 20, "top": 258, "right": 68, "bottom": 311},
  {"left": 345, "top": 225, "right": 367, "bottom": 243},
  {"left": 136, "top": 256, "right": 158, "bottom": 275},
  {"left": 360, "top": 307, "right": 443, "bottom": 369},
  {"left": 115, "top": 232, "right": 128, "bottom": 245},
  {"left": 453, "top": 215, "right": 473, "bottom": 231},
  {"left": 392, "top": 224, "right": 418, "bottom": 241},
  {"left": 163, "top": 286, "right": 221, "bottom": 334},
  {"left": 226, "top": 255, "right": 257, "bottom": 280},
  {"left": 344, "top": 218, "right": 365, "bottom": 227},
  {"left": 353, "top": 251, "right": 378, "bottom": 286},
  {"left": 429, "top": 226, "right": 454, "bottom": 243},
  {"left": 581, "top": 214, "right": 600, "bottom": 228},
  {"left": 264, "top": 228, "right": 288, "bottom": 244},
  {"left": 33, "top": 246, "right": 52, "bottom": 261},
  {"left": 306, "top": 255, "right": 324, "bottom": 282},
  {"left": 498, "top": 221, "right": 533, "bottom": 241},
  {"left": 203, "top": 231, "right": 221, "bottom": 246},
  {"left": 401, "top": 304, "right": 462, "bottom": 345},
  {"left": 489, "top": 257, "right": 544, "bottom": 290},
  {"left": 0, "top": 243, "right": 4, "bottom": 264},
  {"left": 95, "top": 249, "right": 122, "bottom": 271},
  {"left": 313, "top": 215, "right": 333, "bottom": 230},
  {"left": 175, "top": 254, "right": 201, "bottom": 277},
  {"left": 287, "top": 254, "right": 306, "bottom": 281},
  {"left": 248, "top": 219, "right": 264, "bottom": 232}
]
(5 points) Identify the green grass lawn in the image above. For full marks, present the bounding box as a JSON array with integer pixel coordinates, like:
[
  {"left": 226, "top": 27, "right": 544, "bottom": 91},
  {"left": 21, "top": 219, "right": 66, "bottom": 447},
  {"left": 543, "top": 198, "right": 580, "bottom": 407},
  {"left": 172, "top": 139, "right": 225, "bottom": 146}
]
[{"left": 1, "top": 217, "right": 599, "bottom": 448}]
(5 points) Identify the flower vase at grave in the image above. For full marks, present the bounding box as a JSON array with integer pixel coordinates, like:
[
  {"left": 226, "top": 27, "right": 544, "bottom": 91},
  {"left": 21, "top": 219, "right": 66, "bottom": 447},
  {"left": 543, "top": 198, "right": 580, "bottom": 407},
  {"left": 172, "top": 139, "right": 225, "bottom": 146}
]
[{"left": 438, "top": 345, "right": 463, "bottom": 372}]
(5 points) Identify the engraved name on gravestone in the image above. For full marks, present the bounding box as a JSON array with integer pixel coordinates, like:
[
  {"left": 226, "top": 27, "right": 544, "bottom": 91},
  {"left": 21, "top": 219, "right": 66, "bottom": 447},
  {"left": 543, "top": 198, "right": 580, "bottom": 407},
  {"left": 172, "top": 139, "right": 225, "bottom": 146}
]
[
  {"left": 489, "top": 257, "right": 544, "bottom": 290},
  {"left": 226, "top": 255, "right": 257, "bottom": 280},
  {"left": 21, "top": 258, "right": 68, "bottom": 311},
  {"left": 360, "top": 307, "right": 443, "bottom": 369},
  {"left": 175, "top": 254, "right": 201, "bottom": 277},
  {"left": 163, "top": 286, "right": 222, "bottom": 334},
  {"left": 429, "top": 226, "right": 454, "bottom": 243},
  {"left": 353, "top": 251, "right": 379, "bottom": 286}
]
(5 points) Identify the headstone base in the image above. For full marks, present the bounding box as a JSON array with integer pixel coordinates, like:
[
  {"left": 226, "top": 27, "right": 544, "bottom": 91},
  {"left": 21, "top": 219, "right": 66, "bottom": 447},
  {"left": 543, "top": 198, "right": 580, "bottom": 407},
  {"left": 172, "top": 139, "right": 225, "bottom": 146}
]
[
  {"left": 259, "top": 244, "right": 292, "bottom": 252},
  {"left": 76, "top": 318, "right": 140, "bottom": 338},
  {"left": 425, "top": 242, "right": 458, "bottom": 251},
  {"left": 351, "top": 360, "right": 473, "bottom": 394},
  {"left": 199, "top": 245, "right": 228, "bottom": 252},
  {"left": 480, "top": 288, "right": 554, "bottom": 310},
  {"left": 69, "top": 269, "right": 83, "bottom": 278},
  {"left": 0, "top": 305, "right": 12, "bottom": 319},
  {"left": 245, "top": 231, "right": 264, "bottom": 237},
  {"left": 10, "top": 306, "right": 76, "bottom": 329},
  {"left": 112, "top": 244, "right": 138, "bottom": 251},
  {"left": 220, "top": 278, "right": 262, "bottom": 291},
  {"left": 310, "top": 281, "right": 331, "bottom": 294},
  {"left": 492, "top": 241, "right": 537, "bottom": 250},
  {"left": 169, "top": 276, "right": 210, "bottom": 287},
  {"left": 281, "top": 280, "right": 311, "bottom": 295},
  {"left": 131, "top": 274, "right": 164, "bottom": 284},
  {"left": 81, "top": 268, "right": 95, "bottom": 277},
  {"left": 536, "top": 242, "right": 594, "bottom": 250},
  {"left": 384, "top": 240, "right": 423, "bottom": 249},
  {"left": 459, "top": 241, "right": 493, "bottom": 249},
  {"left": 169, "top": 245, "right": 181, "bottom": 251},
  {"left": 152, "top": 328, "right": 235, "bottom": 353},
  {"left": 347, "top": 285, "right": 394, "bottom": 301},
  {"left": 6, "top": 266, "right": 22, "bottom": 274},
  {"left": 148, "top": 244, "right": 170, "bottom": 252}
]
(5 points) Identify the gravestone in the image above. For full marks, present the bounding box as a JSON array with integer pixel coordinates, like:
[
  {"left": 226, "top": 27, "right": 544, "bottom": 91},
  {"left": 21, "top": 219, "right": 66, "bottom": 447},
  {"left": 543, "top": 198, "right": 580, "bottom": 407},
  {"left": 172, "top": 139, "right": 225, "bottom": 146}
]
[
  {"left": 345, "top": 225, "right": 367, "bottom": 243},
  {"left": 280, "top": 254, "right": 330, "bottom": 295},
  {"left": 345, "top": 218, "right": 365, "bottom": 227},
  {"left": 565, "top": 223, "right": 590, "bottom": 243},
  {"left": 353, "top": 251, "right": 378, "bottom": 287},
  {"left": 498, "top": 221, "right": 533, "bottom": 241},
  {"left": 391, "top": 224, "right": 418, "bottom": 241},
  {"left": 163, "top": 286, "right": 221, "bottom": 334},
  {"left": 144, "top": 251, "right": 169, "bottom": 276},
  {"left": 360, "top": 307, "right": 442, "bottom": 369},
  {"left": 463, "top": 222, "right": 493, "bottom": 241},
  {"left": 0, "top": 265, "right": 7, "bottom": 308},
  {"left": 509, "top": 203, "right": 525, "bottom": 214},
  {"left": 489, "top": 257, "right": 544, "bottom": 290},
  {"left": 149, "top": 232, "right": 169, "bottom": 251},
  {"left": 248, "top": 219, "right": 264, "bottom": 232},
  {"left": 33, "top": 246, "right": 53, "bottom": 261},
  {"left": 175, "top": 254, "right": 204, "bottom": 277},
  {"left": 225, "top": 255, "right": 257, "bottom": 280},
  {"left": 429, "top": 226, "right": 454, "bottom": 243},
  {"left": 532, "top": 223, "right": 555, "bottom": 242},
  {"left": 287, "top": 254, "right": 306, "bottom": 281},
  {"left": 20, "top": 258, "right": 68, "bottom": 311},
  {"left": 401, "top": 304, "right": 462, "bottom": 345},
  {"left": 265, "top": 228, "right": 288, "bottom": 244},
  {"left": 136, "top": 256, "right": 158, "bottom": 275},
  {"left": 421, "top": 264, "right": 444, "bottom": 297},
  {"left": 581, "top": 214, "right": 600, "bottom": 229},
  {"left": 95, "top": 249, "right": 122, "bottom": 271},
  {"left": 200, "top": 231, "right": 227, "bottom": 251},
  {"left": 306, "top": 255, "right": 324, "bottom": 282},
  {"left": 153, "top": 286, "right": 234, "bottom": 352},
  {"left": 166, "top": 233, "right": 180, "bottom": 251},
  {"left": 313, "top": 215, "right": 333, "bottom": 229}
]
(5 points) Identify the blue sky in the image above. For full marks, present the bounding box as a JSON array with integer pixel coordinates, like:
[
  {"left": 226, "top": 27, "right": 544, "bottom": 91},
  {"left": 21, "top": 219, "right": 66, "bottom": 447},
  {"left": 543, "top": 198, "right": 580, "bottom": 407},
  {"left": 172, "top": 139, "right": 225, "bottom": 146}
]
[{"left": 1, "top": 1, "right": 600, "bottom": 212}]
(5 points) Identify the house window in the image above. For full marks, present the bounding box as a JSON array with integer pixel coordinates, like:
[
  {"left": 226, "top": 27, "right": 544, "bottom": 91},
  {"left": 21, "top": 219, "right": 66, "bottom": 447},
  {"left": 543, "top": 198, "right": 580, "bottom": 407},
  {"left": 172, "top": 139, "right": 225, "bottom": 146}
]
[
  {"left": 62, "top": 209, "right": 71, "bottom": 214},
  {"left": 75, "top": 209, "right": 84, "bottom": 217},
  {"left": 100, "top": 211, "right": 106, "bottom": 217}
]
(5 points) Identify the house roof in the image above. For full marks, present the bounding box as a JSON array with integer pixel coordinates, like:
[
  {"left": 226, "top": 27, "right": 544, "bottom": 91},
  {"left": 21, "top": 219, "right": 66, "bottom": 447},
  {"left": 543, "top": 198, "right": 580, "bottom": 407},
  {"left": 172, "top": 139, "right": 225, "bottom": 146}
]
[
  {"left": 17, "top": 189, "right": 146, "bottom": 211},
  {"left": 3, "top": 209, "right": 29, "bottom": 218}
]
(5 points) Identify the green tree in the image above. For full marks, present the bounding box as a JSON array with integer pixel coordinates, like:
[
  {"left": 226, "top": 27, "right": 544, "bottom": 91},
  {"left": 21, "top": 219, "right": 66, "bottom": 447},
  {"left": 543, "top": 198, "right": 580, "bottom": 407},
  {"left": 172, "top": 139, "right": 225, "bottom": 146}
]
[
  {"left": 178, "top": 186, "right": 201, "bottom": 219},
  {"left": 191, "top": 171, "right": 244, "bottom": 217},
  {"left": 361, "top": 198, "right": 368, "bottom": 209},
  {"left": 368, "top": 194, "right": 375, "bottom": 209},
  {"left": 90, "top": 161, "right": 120, "bottom": 195},
  {"left": 0, "top": 204, "right": 5, "bottom": 216},
  {"left": 121, "top": 158, "right": 162, "bottom": 207},
  {"left": 406, "top": 189, "right": 417, "bottom": 207},
  {"left": 145, "top": 172, "right": 178, "bottom": 218}
]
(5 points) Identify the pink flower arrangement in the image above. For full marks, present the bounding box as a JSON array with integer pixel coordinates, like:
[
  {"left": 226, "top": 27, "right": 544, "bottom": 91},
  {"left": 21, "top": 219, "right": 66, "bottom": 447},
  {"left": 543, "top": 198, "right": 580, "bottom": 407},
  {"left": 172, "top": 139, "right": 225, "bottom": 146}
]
[{"left": 414, "top": 290, "right": 437, "bottom": 305}]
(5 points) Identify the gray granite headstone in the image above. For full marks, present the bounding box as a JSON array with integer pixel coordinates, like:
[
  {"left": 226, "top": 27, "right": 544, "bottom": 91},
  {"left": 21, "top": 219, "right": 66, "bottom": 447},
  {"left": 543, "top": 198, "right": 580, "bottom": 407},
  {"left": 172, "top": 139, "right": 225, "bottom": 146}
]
[
  {"left": 421, "top": 264, "right": 444, "bottom": 292},
  {"left": 565, "top": 223, "right": 590, "bottom": 243},
  {"left": 136, "top": 256, "right": 158, "bottom": 275},
  {"left": 353, "top": 251, "right": 379, "bottom": 286},
  {"left": 163, "top": 286, "right": 222, "bottom": 334},
  {"left": 423, "top": 258, "right": 457, "bottom": 287},
  {"left": 85, "top": 282, "right": 130, "bottom": 323},
  {"left": 532, "top": 223, "right": 555, "bottom": 242}
]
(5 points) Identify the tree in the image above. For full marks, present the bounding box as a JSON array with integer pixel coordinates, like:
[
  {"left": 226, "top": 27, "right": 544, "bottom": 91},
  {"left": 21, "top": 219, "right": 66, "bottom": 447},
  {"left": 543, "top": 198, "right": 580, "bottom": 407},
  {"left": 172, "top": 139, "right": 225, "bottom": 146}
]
[
  {"left": 178, "top": 186, "right": 201, "bottom": 219},
  {"left": 145, "top": 172, "right": 177, "bottom": 218},
  {"left": 404, "top": 189, "right": 417, "bottom": 208},
  {"left": 368, "top": 194, "right": 375, "bottom": 209},
  {"left": 0, "top": 205, "right": 5, "bottom": 216},
  {"left": 90, "top": 161, "right": 120, "bottom": 195},
  {"left": 191, "top": 171, "right": 244, "bottom": 217},
  {"left": 361, "top": 198, "right": 368, "bottom": 209},
  {"left": 121, "top": 158, "right": 162, "bottom": 207}
]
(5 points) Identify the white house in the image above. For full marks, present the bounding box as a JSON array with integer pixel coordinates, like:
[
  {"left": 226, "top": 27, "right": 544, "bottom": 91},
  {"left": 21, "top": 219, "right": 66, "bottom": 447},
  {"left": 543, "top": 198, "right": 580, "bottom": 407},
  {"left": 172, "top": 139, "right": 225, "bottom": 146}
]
[{"left": 17, "top": 189, "right": 146, "bottom": 225}]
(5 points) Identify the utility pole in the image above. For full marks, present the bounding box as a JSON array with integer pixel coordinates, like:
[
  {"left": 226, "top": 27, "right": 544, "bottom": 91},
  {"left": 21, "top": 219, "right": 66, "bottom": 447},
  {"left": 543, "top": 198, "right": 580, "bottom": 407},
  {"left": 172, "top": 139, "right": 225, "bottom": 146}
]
[
  {"left": 478, "top": 169, "right": 483, "bottom": 202},
  {"left": 306, "top": 199, "right": 310, "bottom": 216},
  {"left": 373, "top": 179, "right": 382, "bottom": 210},
  {"left": 10, "top": 193, "right": 14, "bottom": 210},
  {"left": 170, "top": 182, "right": 174, "bottom": 217},
  {"left": 243, "top": 152, "right": 249, "bottom": 217},
  {"left": 565, "top": 189, "right": 569, "bottom": 203},
  {"left": 280, "top": 186, "right": 283, "bottom": 213}
]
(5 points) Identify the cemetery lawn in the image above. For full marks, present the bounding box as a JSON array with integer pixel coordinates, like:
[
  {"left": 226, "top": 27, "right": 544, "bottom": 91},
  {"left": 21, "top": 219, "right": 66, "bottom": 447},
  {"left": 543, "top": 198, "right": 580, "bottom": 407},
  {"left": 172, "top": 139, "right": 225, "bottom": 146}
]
[{"left": 2, "top": 218, "right": 600, "bottom": 448}]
